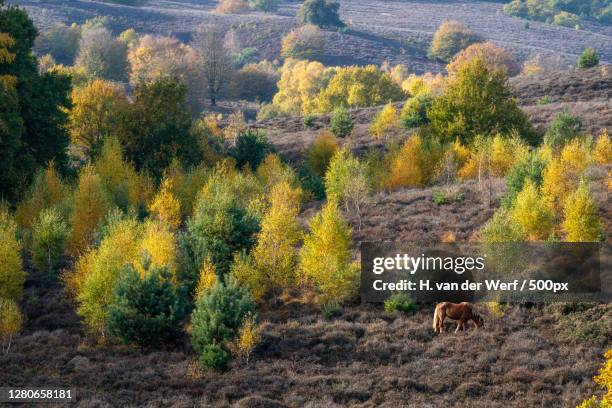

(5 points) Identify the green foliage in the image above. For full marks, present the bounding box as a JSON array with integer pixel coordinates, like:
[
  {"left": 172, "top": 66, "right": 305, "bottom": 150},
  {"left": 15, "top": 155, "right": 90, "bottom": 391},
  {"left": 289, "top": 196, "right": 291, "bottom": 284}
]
[
  {"left": 297, "top": 164, "right": 326, "bottom": 201},
  {"left": 297, "top": 0, "right": 344, "bottom": 28},
  {"left": 562, "top": 182, "right": 601, "bottom": 242},
  {"left": 543, "top": 109, "right": 582, "bottom": 151},
  {"left": 179, "top": 173, "right": 260, "bottom": 295},
  {"left": 120, "top": 77, "right": 199, "bottom": 180},
  {"left": 229, "top": 129, "right": 275, "bottom": 171},
  {"left": 504, "top": 0, "right": 612, "bottom": 26},
  {"left": 401, "top": 95, "right": 433, "bottom": 129},
  {"left": 303, "top": 114, "right": 317, "bottom": 129},
  {"left": 0, "top": 3, "right": 71, "bottom": 202},
  {"left": 553, "top": 11, "right": 580, "bottom": 27},
  {"left": 428, "top": 57, "right": 534, "bottom": 146},
  {"left": 107, "top": 260, "right": 188, "bottom": 347},
  {"left": 428, "top": 20, "right": 483, "bottom": 62},
  {"left": 510, "top": 180, "right": 554, "bottom": 241},
  {"left": 321, "top": 302, "right": 342, "bottom": 319},
  {"left": 231, "top": 47, "right": 259, "bottom": 68},
  {"left": 384, "top": 293, "right": 416, "bottom": 314},
  {"left": 482, "top": 209, "right": 524, "bottom": 243},
  {"left": 0, "top": 209, "right": 26, "bottom": 301},
  {"left": 248, "top": 0, "right": 278, "bottom": 12},
  {"left": 501, "top": 153, "right": 546, "bottom": 209},
  {"left": 578, "top": 47, "right": 599, "bottom": 69},
  {"left": 330, "top": 106, "right": 353, "bottom": 138},
  {"left": 75, "top": 28, "right": 128, "bottom": 81},
  {"left": 35, "top": 23, "right": 80, "bottom": 64},
  {"left": 191, "top": 279, "right": 255, "bottom": 368},
  {"left": 537, "top": 95, "right": 553, "bottom": 105},
  {"left": 432, "top": 189, "right": 465, "bottom": 205},
  {"left": 307, "top": 131, "right": 337, "bottom": 176},
  {"left": 31, "top": 208, "right": 68, "bottom": 274}
]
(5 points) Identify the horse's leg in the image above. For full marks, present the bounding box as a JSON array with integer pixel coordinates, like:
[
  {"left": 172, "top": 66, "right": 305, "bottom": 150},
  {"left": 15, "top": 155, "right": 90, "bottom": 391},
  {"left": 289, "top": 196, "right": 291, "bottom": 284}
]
[
  {"left": 455, "top": 319, "right": 464, "bottom": 334},
  {"left": 439, "top": 315, "right": 446, "bottom": 332}
]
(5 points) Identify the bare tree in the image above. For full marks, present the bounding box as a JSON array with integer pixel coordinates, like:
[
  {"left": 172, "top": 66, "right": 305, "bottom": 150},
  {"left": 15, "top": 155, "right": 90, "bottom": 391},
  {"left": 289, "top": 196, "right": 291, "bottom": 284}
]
[{"left": 195, "top": 26, "right": 233, "bottom": 106}]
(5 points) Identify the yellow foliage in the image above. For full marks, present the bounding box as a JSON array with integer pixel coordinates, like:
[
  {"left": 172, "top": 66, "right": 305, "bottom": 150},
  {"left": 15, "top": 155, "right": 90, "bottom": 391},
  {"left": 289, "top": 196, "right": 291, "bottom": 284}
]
[
  {"left": 149, "top": 178, "right": 181, "bottom": 230},
  {"left": 214, "top": 0, "right": 249, "bottom": 13},
  {"left": 306, "top": 131, "right": 338, "bottom": 176},
  {"left": 542, "top": 139, "right": 591, "bottom": 217},
  {"left": 164, "top": 161, "right": 210, "bottom": 219},
  {"left": 447, "top": 41, "right": 519, "bottom": 78},
  {"left": 68, "top": 165, "right": 109, "bottom": 256},
  {"left": 459, "top": 135, "right": 528, "bottom": 180},
  {"left": 70, "top": 218, "right": 143, "bottom": 336},
  {"left": 281, "top": 24, "right": 325, "bottom": 59},
  {"left": 195, "top": 257, "right": 218, "bottom": 299},
  {"left": 562, "top": 183, "right": 601, "bottom": 242},
  {"left": 387, "top": 135, "right": 441, "bottom": 189},
  {"left": 370, "top": 103, "right": 400, "bottom": 140},
  {"left": 0, "top": 209, "right": 26, "bottom": 301},
  {"left": 256, "top": 154, "right": 296, "bottom": 194},
  {"left": 592, "top": 129, "right": 612, "bottom": 164},
  {"left": 138, "top": 221, "right": 178, "bottom": 279},
  {"left": 577, "top": 349, "right": 612, "bottom": 408},
  {"left": 234, "top": 314, "right": 262, "bottom": 363},
  {"left": 299, "top": 201, "right": 358, "bottom": 304},
  {"left": 241, "top": 181, "right": 302, "bottom": 300},
  {"left": 15, "top": 164, "right": 68, "bottom": 230},
  {"left": 67, "top": 79, "right": 129, "bottom": 160},
  {"left": 0, "top": 298, "right": 23, "bottom": 353},
  {"left": 510, "top": 180, "right": 553, "bottom": 241}
]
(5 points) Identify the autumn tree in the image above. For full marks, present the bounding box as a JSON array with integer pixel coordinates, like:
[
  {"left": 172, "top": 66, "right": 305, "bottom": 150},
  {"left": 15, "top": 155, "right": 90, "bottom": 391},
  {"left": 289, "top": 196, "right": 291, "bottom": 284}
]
[
  {"left": 510, "top": 180, "right": 553, "bottom": 241},
  {"left": 562, "top": 182, "right": 601, "bottom": 242},
  {"left": 67, "top": 79, "right": 130, "bottom": 161},
  {"left": 388, "top": 135, "right": 442, "bottom": 189},
  {"left": 593, "top": 130, "right": 612, "bottom": 164},
  {"left": 306, "top": 131, "right": 338, "bottom": 176},
  {"left": 313, "top": 65, "right": 405, "bottom": 113},
  {"left": 231, "top": 60, "right": 279, "bottom": 102},
  {"left": 299, "top": 201, "right": 358, "bottom": 303},
  {"left": 31, "top": 208, "right": 69, "bottom": 274},
  {"left": 0, "top": 297, "right": 22, "bottom": 354},
  {"left": 196, "top": 27, "right": 233, "bottom": 106},
  {"left": 428, "top": 57, "right": 534, "bottom": 145},
  {"left": 297, "top": 0, "right": 344, "bottom": 28},
  {"left": 281, "top": 24, "right": 325, "bottom": 59},
  {"left": 234, "top": 181, "right": 302, "bottom": 300},
  {"left": 128, "top": 35, "right": 204, "bottom": 113},
  {"left": 149, "top": 177, "right": 182, "bottom": 230},
  {"left": 75, "top": 27, "right": 128, "bottom": 81},
  {"left": 120, "top": 77, "right": 199, "bottom": 179},
  {"left": 370, "top": 103, "right": 400, "bottom": 139},
  {"left": 214, "top": 0, "right": 249, "bottom": 14},
  {"left": 34, "top": 22, "right": 81, "bottom": 64},
  {"left": 0, "top": 208, "right": 26, "bottom": 301},
  {"left": 543, "top": 109, "right": 582, "bottom": 152},
  {"left": 428, "top": 21, "right": 484, "bottom": 62},
  {"left": 447, "top": 41, "right": 520, "bottom": 77},
  {"left": 400, "top": 94, "right": 433, "bottom": 129}
]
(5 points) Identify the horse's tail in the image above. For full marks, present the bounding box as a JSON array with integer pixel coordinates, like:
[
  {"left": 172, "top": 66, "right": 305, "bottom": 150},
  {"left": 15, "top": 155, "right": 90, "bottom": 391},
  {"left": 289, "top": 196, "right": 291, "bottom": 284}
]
[{"left": 432, "top": 305, "right": 440, "bottom": 330}]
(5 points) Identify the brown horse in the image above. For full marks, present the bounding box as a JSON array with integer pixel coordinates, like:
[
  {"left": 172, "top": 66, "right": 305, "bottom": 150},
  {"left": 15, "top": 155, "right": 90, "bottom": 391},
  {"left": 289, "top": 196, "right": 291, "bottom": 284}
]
[{"left": 433, "top": 302, "right": 484, "bottom": 334}]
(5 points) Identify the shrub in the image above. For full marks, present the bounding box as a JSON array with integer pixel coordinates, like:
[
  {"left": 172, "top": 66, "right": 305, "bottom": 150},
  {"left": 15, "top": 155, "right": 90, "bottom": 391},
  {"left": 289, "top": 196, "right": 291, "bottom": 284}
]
[
  {"left": 297, "top": 0, "right": 344, "bottom": 28},
  {"left": 401, "top": 72, "right": 445, "bottom": 97},
  {"left": 107, "top": 260, "right": 188, "bottom": 347},
  {"left": 321, "top": 302, "right": 342, "bottom": 319},
  {"left": 0, "top": 298, "right": 23, "bottom": 354},
  {"left": 297, "top": 165, "right": 326, "bottom": 201},
  {"left": 149, "top": 177, "right": 182, "bottom": 230},
  {"left": 432, "top": 189, "right": 464, "bottom": 205},
  {"left": 214, "top": 0, "right": 249, "bottom": 14},
  {"left": 577, "top": 349, "right": 612, "bottom": 408},
  {"left": 400, "top": 95, "right": 432, "bottom": 129},
  {"left": 229, "top": 130, "right": 275, "bottom": 171},
  {"left": 307, "top": 131, "right": 338, "bottom": 176},
  {"left": 384, "top": 293, "right": 416, "bottom": 314},
  {"left": 578, "top": 48, "right": 599, "bottom": 69},
  {"left": 299, "top": 202, "right": 358, "bottom": 303},
  {"left": 562, "top": 183, "right": 601, "bottom": 242},
  {"left": 428, "top": 21, "right": 483, "bottom": 62},
  {"left": 35, "top": 23, "right": 81, "bottom": 64},
  {"left": 233, "top": 313, "right": 261, "bottom": 364},
  {"left": 592, "top": 129, "right": 612, "bottom": 165},
  {"left": 75, "top": 28, "right": 128, "bottom": 81},
  {"left": 446, "top": 41, "right": 520, "bottom": 77},
  {"left": 0, "top": 210, "right": 26, "bottom": 301},
  {"left": 330, "top": 107, "right": 353, "bottom": 138},
  {"left": 481, "top": 209, "right": 523, "bottom": 243},
  {"left": 281, "top": 25, "right": 325, "bottom": 59},
  {"left": 231, "top": 61, "right": 279, "bottom": 102},
  {"left": 387, "top": 135, "right": 442, "bottom": 189},
  {"left": 537, "top": 95, "right": 553, "bottom": 105},
  {"left": 543, "top": 110, "right": 582, "bottom": 151},
  {"left": 248, "top": 0, "right": 278, "bottom": 12},
  {"left": 553, "top": 11, "right": 580, "bottom": 27},
  {"left": 31, "top": 208, "right": 68, "bottom": 274},
  {"left": 370, "top": 103, "right": 400, "bottom": 140},
  {"left": 510, "top": 180, "right": 553, "bottom": 241},
  {"left": 428, "top": 57, "right": 534, "bottom": 146},
  {"left": 191, "top": 279, "right": 255, "bottom": 368},
  {"left": 501, "top": 153, "right": 545, "bottom": 209},
  {"left": 303, "top": 114, "right": 317, "bottom": 129},
  {"left": 255, "top": 154, "right": 297, "bottom": 193}
]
